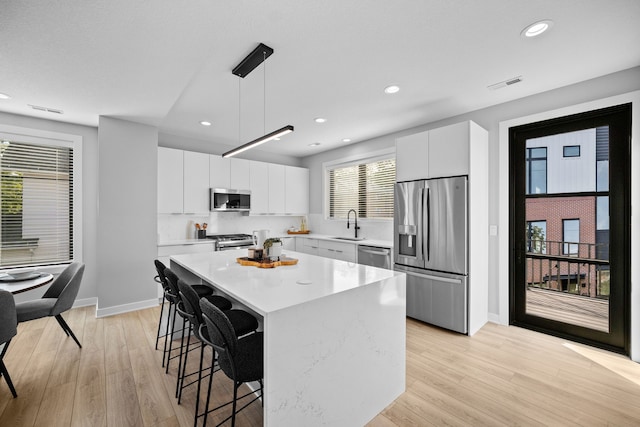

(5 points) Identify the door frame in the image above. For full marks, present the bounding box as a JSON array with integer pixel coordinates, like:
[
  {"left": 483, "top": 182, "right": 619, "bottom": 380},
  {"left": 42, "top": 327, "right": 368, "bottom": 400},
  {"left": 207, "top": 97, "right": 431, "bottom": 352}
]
[
  {"left": 509, "top": 103, "right": 631, "bottom": 354},
  {"left": 497, "top": 90, "right": 640, "bottom": 362}
]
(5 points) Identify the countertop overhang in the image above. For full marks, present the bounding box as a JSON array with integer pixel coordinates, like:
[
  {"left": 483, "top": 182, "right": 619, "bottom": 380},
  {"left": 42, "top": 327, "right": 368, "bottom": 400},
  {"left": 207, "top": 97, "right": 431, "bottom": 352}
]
[{"left": 170, "top": 249, "right": 402, "bottom": 316}]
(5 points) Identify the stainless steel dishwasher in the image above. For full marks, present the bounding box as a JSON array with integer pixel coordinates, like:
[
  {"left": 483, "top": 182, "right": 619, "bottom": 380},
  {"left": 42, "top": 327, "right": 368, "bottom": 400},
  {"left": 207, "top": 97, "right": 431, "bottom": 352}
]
[{"left": 357, "top": 245, "right": 392, "bottom": 269}]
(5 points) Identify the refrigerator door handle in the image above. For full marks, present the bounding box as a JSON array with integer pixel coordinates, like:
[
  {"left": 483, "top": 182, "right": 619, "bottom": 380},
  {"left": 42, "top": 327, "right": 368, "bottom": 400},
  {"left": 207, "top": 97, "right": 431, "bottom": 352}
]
[{"left": 426, "top": 187, "right": 430, "bottom": 261}]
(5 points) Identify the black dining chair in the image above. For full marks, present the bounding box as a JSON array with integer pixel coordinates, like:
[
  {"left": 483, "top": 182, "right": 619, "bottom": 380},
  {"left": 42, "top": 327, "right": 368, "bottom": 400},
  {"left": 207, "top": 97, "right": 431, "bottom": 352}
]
[
  {"left": 155, "top": 260, "right": 215, "bottom": 367},
  {"left": 199, "top": 298, "right": 264, "bottom": 427},
  {"left": 0, "top": 289, "right": 18, "bottom": 398},
  {"left": 177, "top": 279, "right": 258, "bottom": 422},
  {"left": 15, "top": 262, "right": 84, "bottom": 348}
]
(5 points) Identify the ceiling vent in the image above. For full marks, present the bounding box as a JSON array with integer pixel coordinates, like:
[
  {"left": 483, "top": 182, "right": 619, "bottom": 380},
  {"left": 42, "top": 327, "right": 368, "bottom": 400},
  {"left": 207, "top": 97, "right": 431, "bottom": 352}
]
[
  {"left": 28, "top": 104, "right": 64, "bottom": 114},
  {"left": 487, "top": 76, "right": 523, "bottom": 91}
]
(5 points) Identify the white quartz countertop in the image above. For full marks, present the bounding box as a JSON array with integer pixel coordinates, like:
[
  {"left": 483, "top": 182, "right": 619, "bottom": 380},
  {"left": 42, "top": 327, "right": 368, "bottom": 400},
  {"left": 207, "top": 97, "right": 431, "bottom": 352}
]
[
  {"left": 160, "top": 234, "right": 393, "bottom": 249},
  {"left": 170, "top": 249, "right": 402, "bottom": 316},
  {"left": 275, "top": 233, "right": 393, "bottom": 249},
  {"left": 157, "top": 238, "right": 214, "bottom": 247}
]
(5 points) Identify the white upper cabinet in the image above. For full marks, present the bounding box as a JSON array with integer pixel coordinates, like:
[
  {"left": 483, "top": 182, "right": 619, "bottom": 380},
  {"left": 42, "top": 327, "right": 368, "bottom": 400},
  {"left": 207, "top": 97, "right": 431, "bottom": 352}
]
[
  {"left": 230, "top": 158, "right": 251, "bottom": 190},
  {"left": 183, "top": 151, "right": 210, "bottom": 214},
  {"left": 428, "top": 121, "right": 470, "bottom": 178},
  {"left": 396, "top": 121, "right": 478, "bottom": 181},
  {"left": 395, "top": 131, "right": 428, "bottom": 182},
  {"left": 160, "top": 149, "right": 309, "bottom": 216},
  {"left": 250, "top": 161, "right": 269, "bottom": 214},
  {"left": 158, "top": 147, "right": 184, "bottom": 214},
  {"left": 268, "top": 164, "right": 286, "bottom": 214},
  {"left": 210, "top": 155, "right": 231, "bottom": 189},
  {"left": 285, "top": 166, "right": 309, "bottom": 215}
]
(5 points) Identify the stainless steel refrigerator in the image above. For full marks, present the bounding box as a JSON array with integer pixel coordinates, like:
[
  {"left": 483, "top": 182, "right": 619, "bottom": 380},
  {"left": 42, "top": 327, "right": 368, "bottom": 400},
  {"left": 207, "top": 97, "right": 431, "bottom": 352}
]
[{"left": 394, "top": 176, "right": 468, "bottom": 334}]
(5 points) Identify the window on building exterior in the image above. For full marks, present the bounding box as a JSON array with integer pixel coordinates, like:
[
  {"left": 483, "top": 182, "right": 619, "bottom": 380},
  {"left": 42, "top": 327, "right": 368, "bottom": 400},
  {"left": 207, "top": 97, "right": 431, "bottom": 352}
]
[
  {"left": 563, "top": 145, "right": 581, "bottom": 157},
  {"left": 526, "top": 220, "right": 547, "bottom": 254},
  {"left": 563, "top": 219, "right": 580, "bottom": 256},
  {"left": 327, "top": 155, "right": 395, "bottom": 219},
  {"left": 0, "top": 138, "right": 74, "bottom": 267},
  {"left": 526, "top": 147, "right": 547, "bottom": 194}
]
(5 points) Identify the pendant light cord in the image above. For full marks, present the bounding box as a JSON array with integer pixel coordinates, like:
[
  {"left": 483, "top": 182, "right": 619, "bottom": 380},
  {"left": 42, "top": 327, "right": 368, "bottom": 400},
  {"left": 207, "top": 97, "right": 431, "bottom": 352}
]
[
  {"left": 263, "top": 50, "right": 267, "bottom": 135},
  {"left": 238, "top": 77, "right": 241, "bottom": 144}
]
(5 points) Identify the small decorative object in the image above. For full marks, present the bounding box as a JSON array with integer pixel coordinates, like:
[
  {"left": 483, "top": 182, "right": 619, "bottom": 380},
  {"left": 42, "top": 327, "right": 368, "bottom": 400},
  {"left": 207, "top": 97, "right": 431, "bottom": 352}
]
[
  {"left": 263, "top": 237, "right": 282, "bottom": 260},
  {"left": 248, "top": 247, "right": 264, "bottom": 260}
]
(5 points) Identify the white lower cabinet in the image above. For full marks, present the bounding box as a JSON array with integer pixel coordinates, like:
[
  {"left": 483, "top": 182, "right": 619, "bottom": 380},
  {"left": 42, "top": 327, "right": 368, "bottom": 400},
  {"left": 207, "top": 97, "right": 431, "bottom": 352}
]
[
  {"left": 280, "top": 236, "right": 296, "bottom": 251},
  {"left": 296, "top": 238, "right": 319, "bottom": 255},
  {"left": 318, "top": 240, "right": 356, "bottom": 263}
]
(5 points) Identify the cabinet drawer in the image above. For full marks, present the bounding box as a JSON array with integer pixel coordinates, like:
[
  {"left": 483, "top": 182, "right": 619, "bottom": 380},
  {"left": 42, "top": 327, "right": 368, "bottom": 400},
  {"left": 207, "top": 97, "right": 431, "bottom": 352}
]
[
  {"left": 318, "top": 240, "right": 356, "bottom": 262},
  {"left": 296, "top": 238, "right": 319, "bottom": 255}
]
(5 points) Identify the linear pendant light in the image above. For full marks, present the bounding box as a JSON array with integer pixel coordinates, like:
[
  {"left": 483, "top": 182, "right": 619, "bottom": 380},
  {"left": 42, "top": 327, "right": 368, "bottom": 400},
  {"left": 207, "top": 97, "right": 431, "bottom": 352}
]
[
  {"left": 222, "top": 43, "right": 294, "bottom": 158},
  {"left": 222, "top": 125, "right": 293, "bottom": 158}
]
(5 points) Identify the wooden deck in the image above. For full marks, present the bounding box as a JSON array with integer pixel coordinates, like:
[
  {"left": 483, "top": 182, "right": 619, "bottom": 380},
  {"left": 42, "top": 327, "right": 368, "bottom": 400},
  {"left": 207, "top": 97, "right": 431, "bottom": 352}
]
[{"left": 526, "top": 287, "right": 609, "bottom": 332}]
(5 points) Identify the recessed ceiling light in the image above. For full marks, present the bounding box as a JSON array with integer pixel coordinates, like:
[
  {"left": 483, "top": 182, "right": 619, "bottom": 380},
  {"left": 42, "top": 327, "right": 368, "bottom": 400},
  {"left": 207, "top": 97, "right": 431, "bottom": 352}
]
[
  {"left": 308, "top": 142, "right": 321, "bottom": 147},
  {"left": 0, "top": 93, "right": 11, "bottom": 100},
  {"left": 314, "top": 118, "right": 326, "bottom": 123},
  {"left": 384, "top": 85, "right": 400, "bottom": 94},
  {"left": 200, "top": 121, "right": 212, "bottom": 126},
  {"left": 521, "top": 20, "right": 554, "bottom": 38},
  {"left": 342, "top": 138, "right": 351, "bottom": 143}
]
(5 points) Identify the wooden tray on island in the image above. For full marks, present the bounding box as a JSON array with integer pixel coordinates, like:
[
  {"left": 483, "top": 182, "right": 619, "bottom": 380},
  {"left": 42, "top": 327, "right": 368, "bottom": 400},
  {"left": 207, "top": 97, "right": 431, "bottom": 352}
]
[
  {"left": 236, "top": 256, "right": 299, "bottom": 269},
  {"left": 286, "top": 230, "right": 310, "bottom": 234}
]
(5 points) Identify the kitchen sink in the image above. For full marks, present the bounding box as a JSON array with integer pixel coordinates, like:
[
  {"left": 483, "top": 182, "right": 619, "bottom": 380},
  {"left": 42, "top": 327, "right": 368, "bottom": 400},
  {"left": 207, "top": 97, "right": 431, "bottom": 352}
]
[{"left": 331, "top": 236, "right": 366, "bottom": 241}]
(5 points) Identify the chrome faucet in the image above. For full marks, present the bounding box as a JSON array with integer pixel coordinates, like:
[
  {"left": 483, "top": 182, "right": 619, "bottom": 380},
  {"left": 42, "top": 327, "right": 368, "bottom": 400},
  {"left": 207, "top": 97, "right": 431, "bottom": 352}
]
[{"left": 347, "top": 209, "right": 360, "bottom": 238}]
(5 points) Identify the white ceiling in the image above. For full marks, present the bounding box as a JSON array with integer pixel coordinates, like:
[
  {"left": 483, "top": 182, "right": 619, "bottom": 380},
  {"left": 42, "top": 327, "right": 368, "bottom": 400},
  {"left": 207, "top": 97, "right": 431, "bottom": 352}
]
[{"left": 1, "top": 1, "right": 639, "bottom": 158}]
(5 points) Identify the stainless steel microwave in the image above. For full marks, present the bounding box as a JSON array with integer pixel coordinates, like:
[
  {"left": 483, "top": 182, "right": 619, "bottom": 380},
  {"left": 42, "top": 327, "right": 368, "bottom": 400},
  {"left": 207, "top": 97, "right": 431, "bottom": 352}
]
[{"left": 210, "top": 188, "right": 251, "bottom": 212}]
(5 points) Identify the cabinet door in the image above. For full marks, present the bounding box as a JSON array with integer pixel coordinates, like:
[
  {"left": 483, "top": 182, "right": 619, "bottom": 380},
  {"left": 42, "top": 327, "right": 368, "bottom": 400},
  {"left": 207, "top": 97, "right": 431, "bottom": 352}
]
[
  {"left": 158, "top": 147, "right": 183, "bottom": 214},
  {"left": 281, "top": 236, "right": 296, "bottom": 250},
  {"left": 230, "top": 158, "right": 251, "bottom": 190},
  {"left": 210, "top": 155, "right": 231, "bottom": 189},
  {"left": 268, "top": 164, "right": 286, "bottom": 214},
  {"left": 395, "top": 131, "right": 429, "bottom": 182},
  {"left": 285, "top": 166, "right": 309, "bottom": 215},
  {"left": 250, "top": 161, "right": 269, "bottom": 214},
  {"left": 183, "top": 151, "right": 210, "bottom": 214},
  {"left": 428, "top": 121, "right": 469, "bottom": 178}
]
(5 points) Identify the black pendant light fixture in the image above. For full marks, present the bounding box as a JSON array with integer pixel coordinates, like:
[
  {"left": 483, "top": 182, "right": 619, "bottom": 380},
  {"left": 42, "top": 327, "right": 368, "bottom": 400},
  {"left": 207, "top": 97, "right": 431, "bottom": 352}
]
[{"left": 222, "top": 43, "right": 294, "bottom": 158}]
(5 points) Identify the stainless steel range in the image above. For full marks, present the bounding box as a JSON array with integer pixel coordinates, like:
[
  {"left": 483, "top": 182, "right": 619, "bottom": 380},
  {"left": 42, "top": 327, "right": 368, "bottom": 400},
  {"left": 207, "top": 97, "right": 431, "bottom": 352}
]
[{"left": 207, "top": 233, "right": 254, "bottom": 251}]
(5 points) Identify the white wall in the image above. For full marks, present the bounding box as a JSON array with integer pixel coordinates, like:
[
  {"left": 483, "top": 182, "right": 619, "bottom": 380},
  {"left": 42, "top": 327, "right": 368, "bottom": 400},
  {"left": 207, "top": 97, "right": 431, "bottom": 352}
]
[
  {"left": 96, "top": 116, "right": 158, "bottom": 316},
  {"left": 158, "top": 132, "right": 303, "bottom": 167},
  {"left": 301, "top": 66, "right": 640, "bottom": 359},
  {"left": 0, "top": 111, "right": 98, "bottom": 305}
]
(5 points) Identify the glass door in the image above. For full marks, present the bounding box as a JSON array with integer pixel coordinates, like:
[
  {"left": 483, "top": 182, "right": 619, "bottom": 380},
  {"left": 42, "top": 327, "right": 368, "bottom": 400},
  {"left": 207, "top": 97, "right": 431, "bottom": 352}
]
[{"left": 510, "top": 104, "right": 631, "bottom": 354}]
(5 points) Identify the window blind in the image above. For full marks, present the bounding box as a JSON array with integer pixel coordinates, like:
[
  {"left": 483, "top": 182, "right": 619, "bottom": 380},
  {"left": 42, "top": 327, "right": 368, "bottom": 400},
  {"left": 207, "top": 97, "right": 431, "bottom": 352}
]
[
  {"left": 328, "top": 157, "right": 395, "bottom": 219},
  {"left": 0, "top": 140, "right": 73, "bottom": 267}
]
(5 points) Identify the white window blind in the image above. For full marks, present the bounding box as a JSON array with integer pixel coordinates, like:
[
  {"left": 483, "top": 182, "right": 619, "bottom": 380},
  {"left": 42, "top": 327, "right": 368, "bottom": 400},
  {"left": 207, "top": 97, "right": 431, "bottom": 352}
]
[
  {"left": 0, "top": 140, "right": 73, "bottom": 267},
  {"left": 328, "top": 157, "right": 395, "bottom": 219}
]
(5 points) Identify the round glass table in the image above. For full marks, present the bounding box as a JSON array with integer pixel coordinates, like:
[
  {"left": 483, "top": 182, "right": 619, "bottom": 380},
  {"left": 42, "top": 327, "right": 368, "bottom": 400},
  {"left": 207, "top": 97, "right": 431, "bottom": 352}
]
[{"left": 0, "top": 272, "right": 54, "bottom": 294}]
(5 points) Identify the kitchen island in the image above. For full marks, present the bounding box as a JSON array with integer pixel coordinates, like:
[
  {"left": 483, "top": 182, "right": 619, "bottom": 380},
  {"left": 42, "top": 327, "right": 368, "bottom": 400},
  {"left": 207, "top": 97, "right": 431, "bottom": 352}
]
[{"left": 170, "top": 249, "right": 406, "bottom": 426}]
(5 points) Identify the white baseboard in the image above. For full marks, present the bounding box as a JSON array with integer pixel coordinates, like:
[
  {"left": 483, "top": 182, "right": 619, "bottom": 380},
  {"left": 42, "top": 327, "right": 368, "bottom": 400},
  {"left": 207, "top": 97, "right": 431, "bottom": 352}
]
[
  {"left": 73, "top": 297, "right": 97, "bottom": 308},
  {"left": 96, "top": 298, "right": 159, "bottom": 318},
  {"left": 488, "top": 312, "right": 505, "bottom": 325}
]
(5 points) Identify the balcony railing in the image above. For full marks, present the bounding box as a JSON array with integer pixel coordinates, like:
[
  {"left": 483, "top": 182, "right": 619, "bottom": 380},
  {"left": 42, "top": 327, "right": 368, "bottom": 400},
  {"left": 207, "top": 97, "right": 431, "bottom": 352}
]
[{"left": 525, "top": 239, "right": 609, "bottom": 299}]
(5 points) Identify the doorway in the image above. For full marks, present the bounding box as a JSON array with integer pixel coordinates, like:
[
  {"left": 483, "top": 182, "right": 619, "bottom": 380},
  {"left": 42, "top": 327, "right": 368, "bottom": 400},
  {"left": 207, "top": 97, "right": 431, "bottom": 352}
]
[{"left": 509, "top": 103, "right": 631, "bottom": 354}]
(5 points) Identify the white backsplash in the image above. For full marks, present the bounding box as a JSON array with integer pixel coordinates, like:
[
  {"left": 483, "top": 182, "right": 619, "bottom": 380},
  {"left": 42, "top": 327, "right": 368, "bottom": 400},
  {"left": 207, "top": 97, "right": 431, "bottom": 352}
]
[
  {"left": 158, "top": 212, "right": 393, "bottom": 243},
  {"left": 158, "top": 213, "right": 304, "bottom": 243},
  {"left": 306, "top": 213, "right": 393, "bottom": 242}
]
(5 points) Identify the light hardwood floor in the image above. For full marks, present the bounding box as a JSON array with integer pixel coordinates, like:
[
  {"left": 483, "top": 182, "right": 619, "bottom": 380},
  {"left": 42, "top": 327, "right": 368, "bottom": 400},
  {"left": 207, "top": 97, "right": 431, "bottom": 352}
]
[{"left": 1, "top": 304, "right": 639, "bottom": 426}]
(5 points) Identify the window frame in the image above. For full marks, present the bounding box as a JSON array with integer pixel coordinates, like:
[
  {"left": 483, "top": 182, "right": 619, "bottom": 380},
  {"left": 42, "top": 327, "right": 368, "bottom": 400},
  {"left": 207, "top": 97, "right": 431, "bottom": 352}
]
[
  {"left": 562, "top": 218, "right": 580, "bottom": 256},
  {"left": 563, "top": 145, "right": 581, "bottom": 157},
  {"left": 0, "top": 124, "right": 82, "bottom": 274},
  {"left": 526, "top": 146, "right": 547, "bottom": 194},
  {"left": 323, "top": 147, "right": 395, "bottom": 222}
]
